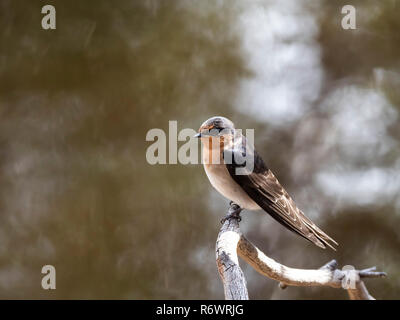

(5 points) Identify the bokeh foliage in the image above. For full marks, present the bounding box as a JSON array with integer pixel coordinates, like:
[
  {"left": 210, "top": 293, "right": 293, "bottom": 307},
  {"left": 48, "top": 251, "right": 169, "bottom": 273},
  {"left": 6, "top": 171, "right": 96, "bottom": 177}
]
[{"left": 0, "top": 0, "right": 399, "bottom": 299}]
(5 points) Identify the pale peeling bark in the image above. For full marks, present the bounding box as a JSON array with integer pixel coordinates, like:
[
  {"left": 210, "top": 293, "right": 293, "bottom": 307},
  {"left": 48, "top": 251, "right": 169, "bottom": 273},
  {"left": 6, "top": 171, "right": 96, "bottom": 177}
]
[
  {"left": 216, "top": 218, "right": 249, "bottom": 300},
  {"left": 216, "top": 212, "right": 386, "bottom": 300}
]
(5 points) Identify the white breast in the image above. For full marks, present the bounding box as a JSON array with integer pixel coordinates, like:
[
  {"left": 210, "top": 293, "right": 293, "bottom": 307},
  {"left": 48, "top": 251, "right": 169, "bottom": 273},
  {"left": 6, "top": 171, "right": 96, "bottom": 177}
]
[{"left": 204, "top": 162, "right": 261, "bottom": 210}]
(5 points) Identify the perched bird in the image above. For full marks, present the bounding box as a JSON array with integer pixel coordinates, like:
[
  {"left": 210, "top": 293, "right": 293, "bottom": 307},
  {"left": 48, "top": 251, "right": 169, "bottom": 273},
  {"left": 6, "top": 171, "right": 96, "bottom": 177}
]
[{"left": 195, "top": 116, "right": 338, "bottom": 250}]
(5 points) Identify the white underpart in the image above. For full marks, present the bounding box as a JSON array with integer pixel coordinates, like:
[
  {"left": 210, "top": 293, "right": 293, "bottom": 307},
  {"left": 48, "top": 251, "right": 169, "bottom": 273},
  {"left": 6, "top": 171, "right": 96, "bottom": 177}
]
[{"left": 203, "top": 143, "right": 261, "bottom": 210}]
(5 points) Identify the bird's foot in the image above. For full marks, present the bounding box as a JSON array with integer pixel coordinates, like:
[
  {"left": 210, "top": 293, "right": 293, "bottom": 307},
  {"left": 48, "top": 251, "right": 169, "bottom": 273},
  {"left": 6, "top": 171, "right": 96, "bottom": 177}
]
[{"left": 220, "top": 202, "right": 243, "bottom": 224}]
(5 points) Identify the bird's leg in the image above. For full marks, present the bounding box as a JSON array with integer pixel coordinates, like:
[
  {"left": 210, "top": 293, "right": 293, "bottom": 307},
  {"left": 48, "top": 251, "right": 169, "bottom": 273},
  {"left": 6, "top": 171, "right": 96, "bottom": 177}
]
[{"left": 220, "top": 202, "right": 243, "bottom": 224}]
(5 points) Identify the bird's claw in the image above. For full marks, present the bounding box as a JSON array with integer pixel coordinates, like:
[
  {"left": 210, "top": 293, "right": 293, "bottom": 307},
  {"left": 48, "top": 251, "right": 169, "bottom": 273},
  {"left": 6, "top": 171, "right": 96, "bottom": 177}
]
[
  {"left": 220, "top": 215, "right": 242, "bottom": 224},
  {"left": 220, "top": 202, "right": 243, "bottom": 224}
]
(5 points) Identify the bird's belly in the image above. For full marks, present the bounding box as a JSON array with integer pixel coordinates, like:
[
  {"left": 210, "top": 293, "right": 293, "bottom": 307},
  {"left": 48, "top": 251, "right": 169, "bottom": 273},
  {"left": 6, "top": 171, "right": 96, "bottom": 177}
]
[{"left": 204, "top": 163, "right": 261, "bottom": 210}]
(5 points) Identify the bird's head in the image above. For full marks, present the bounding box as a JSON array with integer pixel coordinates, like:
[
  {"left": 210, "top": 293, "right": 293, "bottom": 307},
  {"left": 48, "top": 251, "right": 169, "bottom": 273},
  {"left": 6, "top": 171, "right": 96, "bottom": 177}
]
[
  {"left": 194, "top": 116, "right": 235, "bottom": 141},
  {"left": 195, "top": 116, "right": 236, "bottom": 161}
]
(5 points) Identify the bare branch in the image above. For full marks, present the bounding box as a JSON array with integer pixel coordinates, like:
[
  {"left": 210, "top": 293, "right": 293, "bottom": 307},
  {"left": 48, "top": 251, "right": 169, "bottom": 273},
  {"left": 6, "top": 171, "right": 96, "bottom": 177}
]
[
  {"left": 216, "top": 209, "right": 249, "bottom": 300},
  {"left": 216, "top": 213, "right": 387, "bottom": 300}
]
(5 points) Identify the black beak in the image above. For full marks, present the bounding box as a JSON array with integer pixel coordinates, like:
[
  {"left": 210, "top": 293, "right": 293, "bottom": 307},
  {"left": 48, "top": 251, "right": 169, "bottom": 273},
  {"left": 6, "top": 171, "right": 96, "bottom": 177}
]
[{"left": 194, "top": 133, "right": 201, "bottom": 138}]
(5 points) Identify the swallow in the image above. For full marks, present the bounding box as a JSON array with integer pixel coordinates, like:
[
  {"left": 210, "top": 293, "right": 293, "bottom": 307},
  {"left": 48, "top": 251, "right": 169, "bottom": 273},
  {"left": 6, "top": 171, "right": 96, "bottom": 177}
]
[{"left": 195, "top": 116, "right": 338, "bottom": 250}]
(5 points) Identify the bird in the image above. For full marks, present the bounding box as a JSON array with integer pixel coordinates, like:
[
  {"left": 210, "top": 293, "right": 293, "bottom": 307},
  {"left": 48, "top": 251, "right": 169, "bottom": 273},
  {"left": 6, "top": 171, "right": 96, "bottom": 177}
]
[{"left": 194, "top": 116, "right": 338, "bottom": 250}]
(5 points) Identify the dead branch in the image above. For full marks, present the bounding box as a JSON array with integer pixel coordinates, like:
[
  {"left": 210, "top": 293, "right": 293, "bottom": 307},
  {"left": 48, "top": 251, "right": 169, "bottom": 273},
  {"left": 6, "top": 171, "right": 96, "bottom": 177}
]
[{"left": 216, "top": 207, "right": 386, "bottom": 300}]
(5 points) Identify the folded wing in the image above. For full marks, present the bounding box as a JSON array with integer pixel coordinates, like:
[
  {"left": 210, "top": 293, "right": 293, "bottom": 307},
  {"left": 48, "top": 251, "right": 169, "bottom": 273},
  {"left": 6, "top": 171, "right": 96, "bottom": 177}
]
[{"left": 224, "top": 147, "right": 338, "bottom": 250}]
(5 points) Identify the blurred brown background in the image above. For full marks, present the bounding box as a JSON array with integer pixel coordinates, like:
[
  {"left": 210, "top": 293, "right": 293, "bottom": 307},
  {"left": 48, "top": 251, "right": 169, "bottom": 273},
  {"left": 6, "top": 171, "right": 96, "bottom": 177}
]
[{"left": 0, "top": 0, "right": 399, "bottom": 299}]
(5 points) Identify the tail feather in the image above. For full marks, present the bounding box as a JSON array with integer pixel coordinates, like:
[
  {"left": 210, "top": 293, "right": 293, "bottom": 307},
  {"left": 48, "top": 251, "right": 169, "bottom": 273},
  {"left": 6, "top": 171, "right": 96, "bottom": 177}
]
[{"left": 301, "top": 217, "right": 338, "bottom": 250}]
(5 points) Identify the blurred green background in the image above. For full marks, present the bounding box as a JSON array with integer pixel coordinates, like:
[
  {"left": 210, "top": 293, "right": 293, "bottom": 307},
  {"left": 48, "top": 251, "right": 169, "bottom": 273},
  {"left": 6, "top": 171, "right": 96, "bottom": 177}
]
[{"left": 0, "top": 0, "right": 399, "bottom": 299}]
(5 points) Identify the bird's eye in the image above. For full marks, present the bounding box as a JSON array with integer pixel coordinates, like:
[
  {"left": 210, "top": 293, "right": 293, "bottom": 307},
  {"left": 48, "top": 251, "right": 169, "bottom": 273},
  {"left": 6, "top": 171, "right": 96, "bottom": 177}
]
[
  {"left": 212, "top": 127, "right": 225, "bottom": 135},
  {"left": 200, "top": 126, "right": 231, "bottom": 136},
  {"left": 208, "top": 128, "right": 220, "bottom": 136},
  {"left": 218, "top": 127, "right": 233, "bottom": 135}
]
